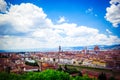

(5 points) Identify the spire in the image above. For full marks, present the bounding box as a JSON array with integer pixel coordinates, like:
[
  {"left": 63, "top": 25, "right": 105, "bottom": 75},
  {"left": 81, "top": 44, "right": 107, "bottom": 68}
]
[
  {"left": 85, "top": 46, "right": 87, "bottom": 54},
  {"left": 59, "top": 45, "right": 61, "bottom": 52}
]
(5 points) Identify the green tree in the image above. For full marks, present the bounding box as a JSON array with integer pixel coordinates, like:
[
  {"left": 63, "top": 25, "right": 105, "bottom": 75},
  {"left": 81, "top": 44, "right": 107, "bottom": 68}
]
[
  {"left": 64, "top": 64, "right": 68, "bottom": 71},
  {"left": 27, "top": 69, "right": 70, "bottom": 80},
  {"left": 74, "top": 74, "right": 96, "bottom": 80},
  {"left": 5, "top": 66, "right": 11, "bottom": 73},
  {"left": 108, "top": 76, "right": 116, "bottom": 80},
  {"left": 98, "top": 72, "right": 107, "bottom": 80},
  {"left": 25, "top": 61, "right": 39, "bottom": 66},
  {"left": 57, "top": 65, "right": 63, "bottom": 71},
  {"left": 0, "top": 72, "right": 21, "bottom": 80},
  {"left": 0, "top": 69, "right": 97, "bottom": 80},
  {"left": 78, "top": 71, "right": 83, "bottom": 76}
]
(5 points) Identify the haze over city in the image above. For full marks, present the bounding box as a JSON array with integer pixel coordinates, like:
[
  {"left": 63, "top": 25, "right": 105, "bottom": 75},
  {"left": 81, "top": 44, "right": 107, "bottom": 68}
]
[{"left": 0, "top": 0, "right": 120, "bottom": 51}]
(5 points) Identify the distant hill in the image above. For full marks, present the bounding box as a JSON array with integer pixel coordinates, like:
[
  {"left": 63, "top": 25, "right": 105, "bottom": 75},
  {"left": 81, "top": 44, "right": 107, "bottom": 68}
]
[
  {"left": 67, "top": 44, "right": 120, "bottom": 51},
  {"left": 0, "top": 44, "right": 120, "bottom": 52}
]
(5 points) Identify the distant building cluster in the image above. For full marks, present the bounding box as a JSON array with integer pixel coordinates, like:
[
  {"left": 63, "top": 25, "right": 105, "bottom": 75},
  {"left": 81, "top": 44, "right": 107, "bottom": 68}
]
[{"left": 0, "top": 45, "right": 120, "bottom": 74}]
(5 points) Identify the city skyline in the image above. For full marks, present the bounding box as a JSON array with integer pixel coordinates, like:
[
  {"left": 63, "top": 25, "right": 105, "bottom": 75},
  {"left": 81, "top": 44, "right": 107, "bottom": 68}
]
[{"left": 0, "top": 0, "right": 120, "bottom": 51}]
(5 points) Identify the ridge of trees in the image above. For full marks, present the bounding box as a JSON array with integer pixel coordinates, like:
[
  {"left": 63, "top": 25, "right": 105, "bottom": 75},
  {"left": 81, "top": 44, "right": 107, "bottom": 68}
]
[{"left": 0, "top": 69, "right": 96, "bottom": 80}]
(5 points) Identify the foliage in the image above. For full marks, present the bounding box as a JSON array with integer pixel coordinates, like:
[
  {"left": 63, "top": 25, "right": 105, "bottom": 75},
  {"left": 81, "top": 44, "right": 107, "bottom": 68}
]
[
  {"left": 66, "top": 68, "right": 79, "bottom": 74},
  {"left": 23, "top": 69, "right": 70, "bottom": 80},
  {"left": 0, "top": 72, "right": 21, "bottom": 80},
  {"left": 108, "top": 76, "right": 116, "bottom": 80},
  {"left": 25, "top": 61, "right": 39, "bottom": 66},
  {"left": 64, "top": 64, "right": 68, "bottom": 71},
  {"left": 5, "top": 66, "right": 11, "bottom": 73},
  {"left": 98, "top": 72, "right": 107, "bottom": 80},
  {"left": 67, "top": 65, "right": 111, "bottom": 72},
  {"left": 78, "top": 71, "right": 83, "bottom": 76},
  {"left": 0, "top": 69, "right": 96, "bottom": 80},
  {"left": 57, "top": 65, "right": 63, "bottom": 71},
  {"left": 62, "top": 65, "right": 78, "bottom": 74},
  {"left": 74, "top": 74, "right": 97, "bottom": 80}
]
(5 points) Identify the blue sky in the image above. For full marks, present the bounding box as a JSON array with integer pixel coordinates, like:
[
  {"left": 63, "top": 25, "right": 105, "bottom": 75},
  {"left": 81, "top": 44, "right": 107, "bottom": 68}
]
[{"left": 0, "top": 0, "right": 120, "bottom": 50}]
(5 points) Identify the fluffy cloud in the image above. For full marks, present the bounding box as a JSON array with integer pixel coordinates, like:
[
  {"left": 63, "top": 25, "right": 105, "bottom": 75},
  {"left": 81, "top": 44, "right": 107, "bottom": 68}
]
[
  {"left": 0, "top": 36, "right": 47, "bottom": 50},
  {"left": 0, "top": 2, "right": 120, "bottom": 50},
  {"left": 106, "top": 29, "right": 112, "bottom": 34},
  {"left": 86, "top": 8, "right": 93, "bottom": 14},
  {"left": 0, "top": 0, "right": 7, "bottom": 13},
  {"left": 105, "top": 0, "right": 120, "bottom": 27},
  {"left": 0, "top": 3, "right": 53, "bottom": 33},
  {"left": 57, "top": 16, "right": 66, "bottom": 23},
  {"left": 86, "top": 8, "right": 98, "bottom": 17}
]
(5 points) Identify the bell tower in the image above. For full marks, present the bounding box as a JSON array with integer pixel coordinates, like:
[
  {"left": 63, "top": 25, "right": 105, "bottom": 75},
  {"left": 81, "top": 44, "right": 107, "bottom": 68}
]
[{"left": 59, "top": 45, "right": 61, "bottom": 52}]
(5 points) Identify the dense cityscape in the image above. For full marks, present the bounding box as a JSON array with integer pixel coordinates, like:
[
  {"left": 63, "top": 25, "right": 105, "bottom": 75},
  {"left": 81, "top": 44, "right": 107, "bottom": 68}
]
[{"left": 0, "top": 46, "right": 120, "bottom": 80}]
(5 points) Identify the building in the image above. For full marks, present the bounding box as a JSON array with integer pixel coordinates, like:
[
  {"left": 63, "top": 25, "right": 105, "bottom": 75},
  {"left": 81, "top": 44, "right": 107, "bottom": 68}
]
[{"left": 94, "top": 45, "right": 100, "bottom": 53}]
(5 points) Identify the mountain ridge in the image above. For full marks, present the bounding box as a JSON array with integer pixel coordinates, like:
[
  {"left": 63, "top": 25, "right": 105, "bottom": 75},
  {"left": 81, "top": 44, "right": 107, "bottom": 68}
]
[{"left": 0, "top": 44, "right": 120, "bottom": 52}]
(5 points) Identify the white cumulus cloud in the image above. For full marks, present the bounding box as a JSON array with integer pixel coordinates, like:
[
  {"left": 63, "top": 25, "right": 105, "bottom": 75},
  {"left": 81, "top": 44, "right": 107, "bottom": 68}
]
[
  {"left": 105, "top": 0, "right": 120, "bottom": 27},
  {"left": 0, "top": 2, "right": 120, "bottom": 50},
  {"left": 86, "top": 8, "right": 98, "bottom": 17},
  {"left": 106, "top": 29, "right": 112, "bottom": 34},
  {"left": 0, "top": 36, "right": 46, "bottom": 50},
  {"left": 57, "top": 16, "right": 66, "bottom": 23},
  {"left": 86, "top": 8, "right": 93, "bottom": 14},
  {"left": 0, "top": 0, "right": 7, "bottom": 13},
  {"left": 0, "top": 3, "right": 53, "bottom": 33}
]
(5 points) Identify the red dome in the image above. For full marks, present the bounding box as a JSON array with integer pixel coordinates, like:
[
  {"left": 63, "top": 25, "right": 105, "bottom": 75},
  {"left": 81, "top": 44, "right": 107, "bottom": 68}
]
[{"left": 94, "top": 45, "right": 100, "bottom": 51}]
